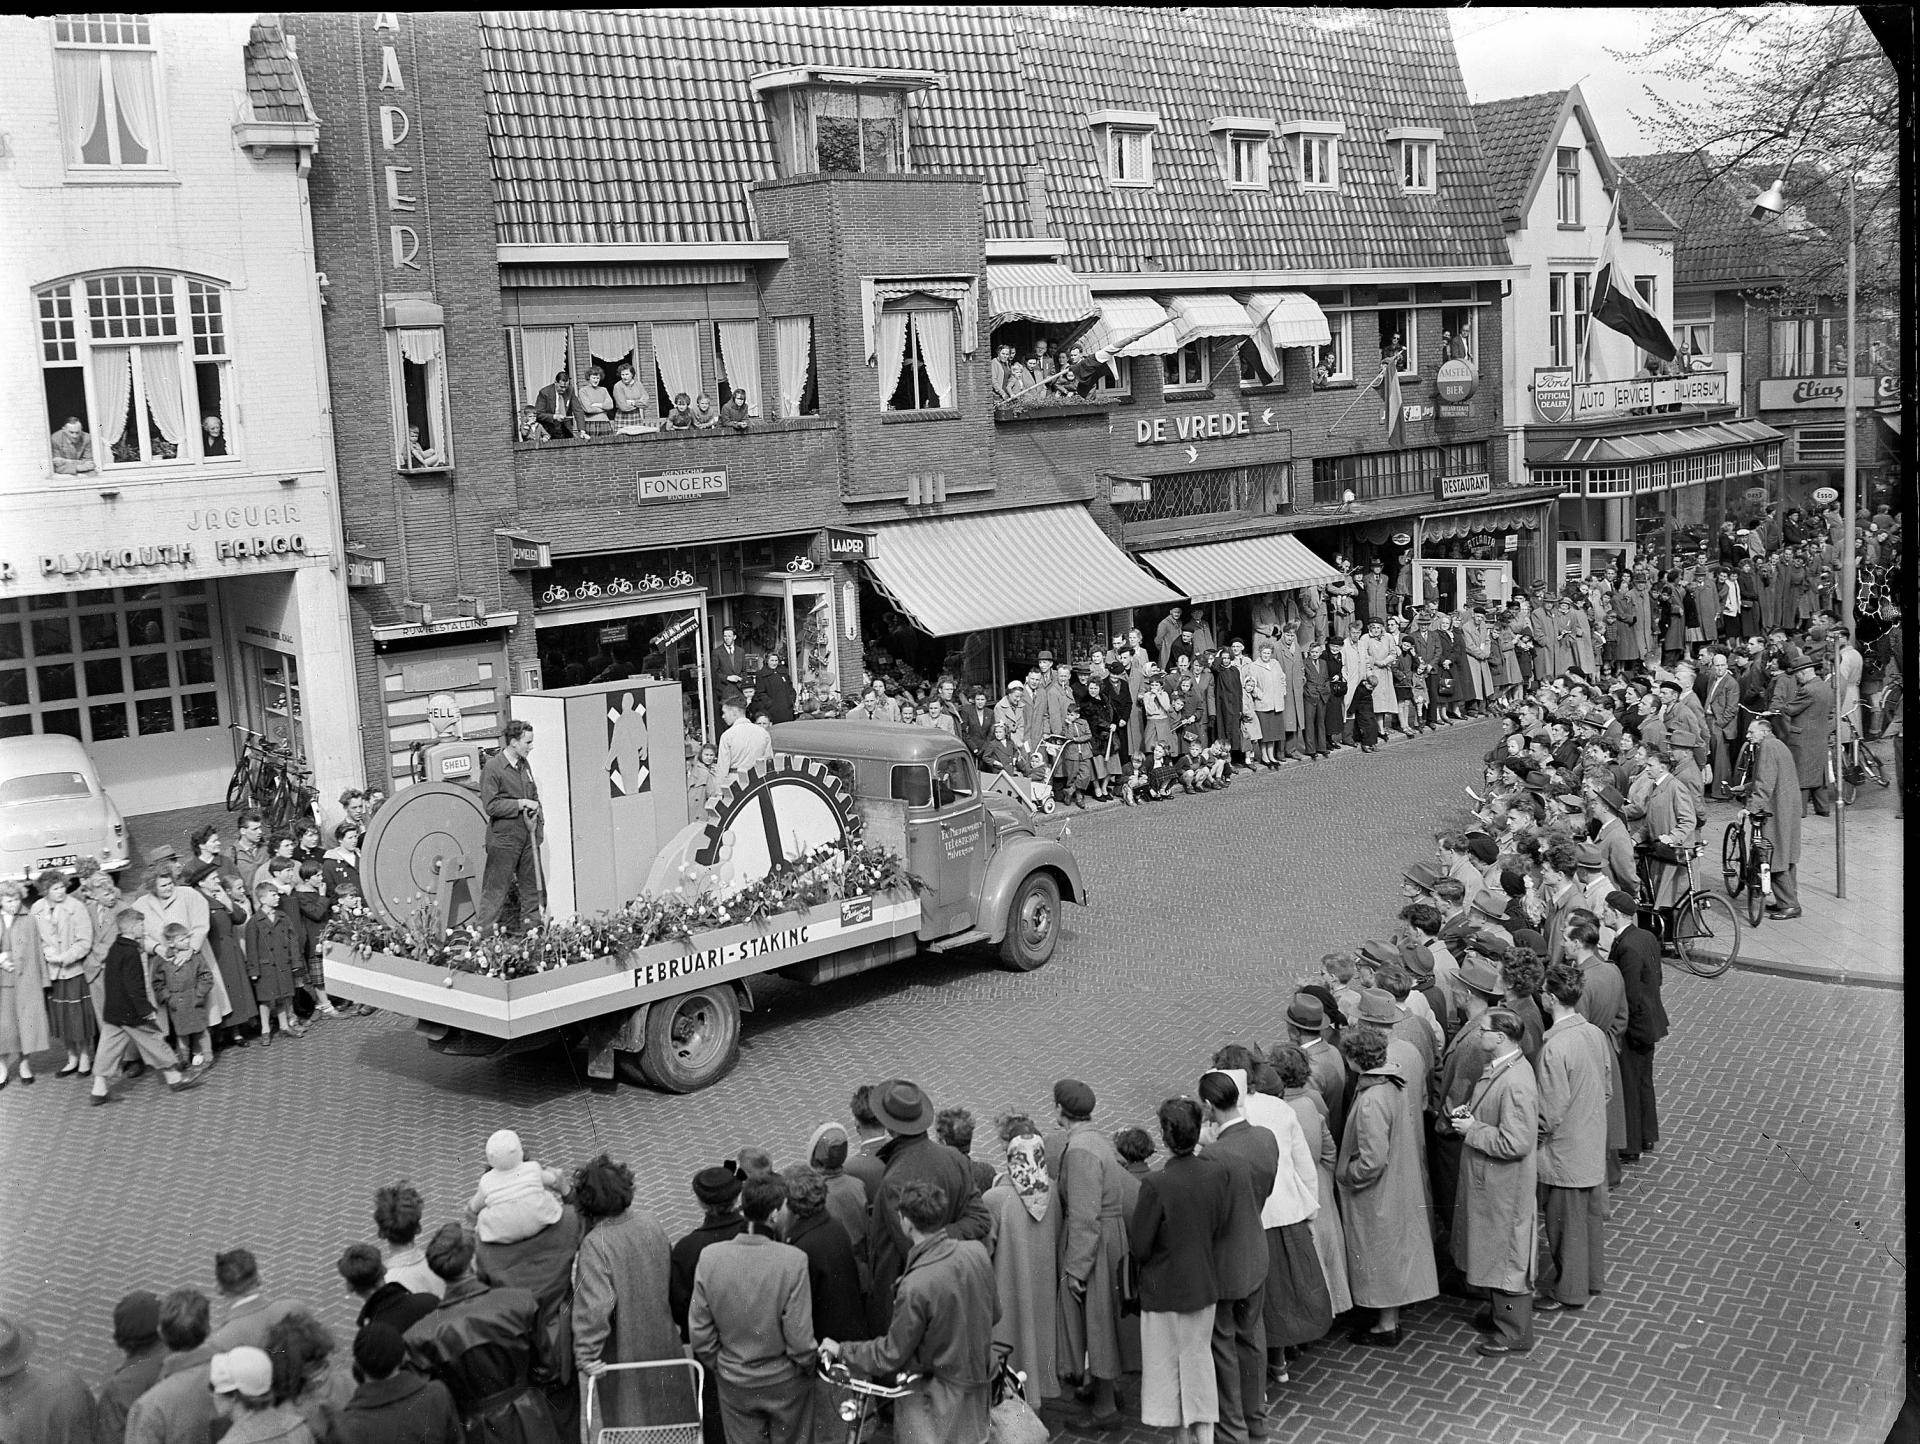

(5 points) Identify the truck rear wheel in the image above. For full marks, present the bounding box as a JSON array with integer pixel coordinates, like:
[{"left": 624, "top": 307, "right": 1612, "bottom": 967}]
[
  {"left": 998, "top": 871, "right": 1060, "bottom": 972},
  {"left": 639, "top": 985, "right": 741, "bottom": 1092}
]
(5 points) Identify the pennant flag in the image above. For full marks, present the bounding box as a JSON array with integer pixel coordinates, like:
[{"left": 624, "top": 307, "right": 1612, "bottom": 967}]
[
  {"left": 1382, "top": 362, "right": 1405, "bottom": 447},
  {"left": 1590, "top": 262, "right": 1677, "bottom": 362}
]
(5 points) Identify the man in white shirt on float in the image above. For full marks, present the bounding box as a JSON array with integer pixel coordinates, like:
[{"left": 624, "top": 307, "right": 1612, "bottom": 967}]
[{"left": 715, "top": 691, "right": 773, "bottom": 787}]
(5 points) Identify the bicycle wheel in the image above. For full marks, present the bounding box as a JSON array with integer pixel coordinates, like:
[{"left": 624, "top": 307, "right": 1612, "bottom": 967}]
[
  {"left": 1742, "top": 858, "right": 1765, "bottom": 927},
  {"left": 1720, "top": 822, "right": 1745, "bottom": 897},
  {"left": 226, "top": 755, "right": 252, "bottom": 813},
  {"left": 1676, "top": 892, "right": 1739, "bottom": 978}
]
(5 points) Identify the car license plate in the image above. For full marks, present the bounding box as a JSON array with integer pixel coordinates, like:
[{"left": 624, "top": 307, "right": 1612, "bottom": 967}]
[{"left": 33, "top": 854, "right": 78, "bottom": 870}]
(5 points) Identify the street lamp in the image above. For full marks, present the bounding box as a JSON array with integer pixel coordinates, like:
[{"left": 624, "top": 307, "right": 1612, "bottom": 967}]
[{"left": 1754, "top": 162, "right": 1855, "bottom": 898}]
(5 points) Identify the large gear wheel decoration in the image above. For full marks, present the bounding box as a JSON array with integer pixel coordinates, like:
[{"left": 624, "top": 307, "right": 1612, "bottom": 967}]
[{"left": 694, "top": 756, "right": 859, "bottom": 882}]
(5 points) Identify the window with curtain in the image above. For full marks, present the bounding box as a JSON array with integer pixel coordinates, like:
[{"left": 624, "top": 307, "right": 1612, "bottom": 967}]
[
  {"left": 1376, "top": 309, "right": 1416, "bottom": 376},
  {"left": 774, "top": 316, "right": 818, "bottom": 416},
  {"left": 881, "top": 305, "right": 955, "bottom": 410},
  {"left": 391, "top": 328, "right": 451, "bottom": 470},
  {"left": 651, "top": 321, "right": 703, "bottom": 414},
  {"left": 516, "top": 327, "right": 572, "bottom": 407},
  {"left": 36, "top": 272, "right": 229, "bottom": 471},
  {"left": 713, "top": 321, "right": 763, "bottom": 415},
  {"left": 53, "top": 14, "right": 163, "bottom": 170}
]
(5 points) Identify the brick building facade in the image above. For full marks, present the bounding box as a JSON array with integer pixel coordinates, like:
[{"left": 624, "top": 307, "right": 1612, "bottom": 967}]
[
  {"left": 286, "top": 6, "right": 1559, "bottom": 788},
  {"left": 0, "top": 14, "right": 360, "bottom": 822}
]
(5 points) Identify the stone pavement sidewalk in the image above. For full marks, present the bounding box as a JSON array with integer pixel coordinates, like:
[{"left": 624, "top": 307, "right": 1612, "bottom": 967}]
[{"left": 1694, "top": 796, "right": 1904, "bottom": 989}]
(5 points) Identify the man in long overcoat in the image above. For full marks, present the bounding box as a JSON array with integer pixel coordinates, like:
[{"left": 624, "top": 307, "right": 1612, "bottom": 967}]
[
  {"left": 1534, "top": 964, "right": 1613, "bottom": 1313},
  {"left": 572, "top": 1161, "right": 681, "bottom": 1432},
  {"left": 1743, "top": 714, "right": 1804, "bottom": 918},
  {"left": 1782, "top": 654, "right": 1834, "bottom": 815},
  {"left": 1048, "top": 1079, "right": 1129, "bottom": 1430},
  {"left": 1335, "top": 1032, "right": 1437, "bottom": 1345},
  {"left": 1445, "top": 1008, "right": 1539, "bottom": 1355}
]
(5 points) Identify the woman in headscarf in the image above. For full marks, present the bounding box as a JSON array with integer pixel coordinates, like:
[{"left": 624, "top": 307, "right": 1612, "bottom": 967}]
[
  {"left": 1246, "top": 644, "right": 1287, "bottom": 768},
  {"left": 983, "top": 1117, "right": 1060, "bottom": 1412},
  {"left": 78, "top": 870, "right": 123, "bottom": 1030}
]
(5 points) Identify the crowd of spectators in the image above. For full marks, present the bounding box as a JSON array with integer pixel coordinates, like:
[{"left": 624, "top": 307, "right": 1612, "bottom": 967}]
[
  {"left": 0, "top": 794, "right": 384, "bottom": 1096},
  {"left": 519, "top": 367, "right": 758, "bottom": 442}
]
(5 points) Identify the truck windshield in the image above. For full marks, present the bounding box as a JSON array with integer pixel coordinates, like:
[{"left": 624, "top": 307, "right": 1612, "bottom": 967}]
[{"left": 933, "top": 753, "right": 975, "bottom": 807}]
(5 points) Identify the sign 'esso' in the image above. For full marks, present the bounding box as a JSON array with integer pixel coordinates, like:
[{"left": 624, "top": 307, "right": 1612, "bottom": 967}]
[{"left": 1811, "top": 486, "right": 1839, "bottom": 505}]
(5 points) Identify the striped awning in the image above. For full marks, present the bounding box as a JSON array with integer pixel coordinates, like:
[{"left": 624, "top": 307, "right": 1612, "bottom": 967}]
[
  {"left": 984, "top": 262, "right": 1098, "bottom": 329},
  {"left": 1537, "top": 418, "right": 1785, "bottom": 465},
  {"left": 1244, "top": 291, "right": 1332, "bottom": 349},
  {"left": 1084, "top": 295, "right": 1179, "bottom": 358},
  {"left": 863, "top": 505, "right": 1179, "bottom": 636},
  {"left": 1166, "top": 293, "right": 1257, "bottom": 345},
  {"left": 1137, "top": 533, "right": 1344, "bottom": 605}
]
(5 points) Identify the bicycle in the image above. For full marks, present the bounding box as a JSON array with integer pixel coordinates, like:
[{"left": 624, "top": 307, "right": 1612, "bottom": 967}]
[
  {"left": 1832, "top": 724, "right": 1891, "bottom": 806},
  {"left": 1719, "top": 794, "right": 1774, "bottom": 928},
  {"left": 225, "top": 725, "right": 271, "bottom": 811},
  {"left": 1636, "top": 836, "right": 1740, "bottom": 978},
  {"left": 817, "top": 1359, "right": 919, "bottom": 1444}
]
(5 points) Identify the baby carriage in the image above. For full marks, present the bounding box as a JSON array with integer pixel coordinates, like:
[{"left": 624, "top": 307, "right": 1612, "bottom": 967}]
[
  {"left": 981, "top": 735, "right": 1067, "bottom": 815},
  {"left": 584, "top": 1359, "right": 704, "bottom": 1444}
]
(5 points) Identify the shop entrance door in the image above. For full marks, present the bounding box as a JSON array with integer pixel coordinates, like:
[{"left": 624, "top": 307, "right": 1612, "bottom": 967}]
[
  {"left": 535, "top": 594, "right": 712, "bottom": 746},
  {"left": 1558, "top": 542, "right": 1636, "bottom": 585},
  {"left": 1412, "top": 558, "right": 1512, "bottom": 612},
  {"left": 726, "top": 574, "right": 840, "bottom": 708}
]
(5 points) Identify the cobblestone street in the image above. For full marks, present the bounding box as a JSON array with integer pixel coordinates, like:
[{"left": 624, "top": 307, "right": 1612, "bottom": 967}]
[{"left": 0, "top": 720, "right": 1903, "bottom": 1442}]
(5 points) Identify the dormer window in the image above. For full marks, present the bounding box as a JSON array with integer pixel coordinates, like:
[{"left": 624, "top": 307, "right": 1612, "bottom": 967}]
[
  {"left": 1209, "top": 116, "right": 1275, "bottom": 191},
  {"left": 1385, "top": 127, "right": 1443, "bottom": 194},
  {"left": 1280, "top": 120, "right": 1344, "bottom": 191},
  {"left": 1089, "top": 110, "right": 1159, "bottom": 189},
  {"left": 751, "top": 66, "right": 939, "bottom": 178}
]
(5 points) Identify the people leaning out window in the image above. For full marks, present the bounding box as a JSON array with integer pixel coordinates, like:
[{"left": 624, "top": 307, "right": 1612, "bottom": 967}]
[
  {"left": 575, "top": 367, "right": 614, "bottom": 434},
  {"left": 406, "top": 425, "right": 447, "bottom": 469},
  {"left": 200, "top": 414, "right": 228, "bottom": 457},
  {"left": 534, "top": 371, "right": 576, "bottom": 439},
  {"left": 612, "top": 364, "right": 650, "bottom": 431},
  {"left": 663, "top": 392, "right": 695, "bottom": 430},
  {"left": 718, "top": 389, "right": 753, "bottom": 430},
  {"left": 50, "top": 415, "right": 97, "bottom": 474}
]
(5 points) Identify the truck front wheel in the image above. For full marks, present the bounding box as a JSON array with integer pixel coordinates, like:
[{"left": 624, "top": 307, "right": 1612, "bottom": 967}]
[
  {"left": 998, "top": 871, "right": 1060, "bottom": 972},
  {"left": 639, "top": 986, "right": 741, "bottom": 1092}
]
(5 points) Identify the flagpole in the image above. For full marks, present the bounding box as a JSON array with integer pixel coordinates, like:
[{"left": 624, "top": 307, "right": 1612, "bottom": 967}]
[
  {"left": 1579, "top": 182, "right": 1625, "bottom": 386},
  {"left": 1326, "top": 360, "right": 1390, "bottom": 438}
]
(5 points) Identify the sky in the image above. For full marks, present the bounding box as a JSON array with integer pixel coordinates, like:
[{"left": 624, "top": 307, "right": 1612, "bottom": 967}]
[{"left": 1448, "top": 7, "right": 1715, "bottom": 156}]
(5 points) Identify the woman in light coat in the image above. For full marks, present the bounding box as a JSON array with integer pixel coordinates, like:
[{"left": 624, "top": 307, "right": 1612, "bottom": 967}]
[
  {"left": 1335, "top": 1029, "right": 1436, "bottom": 1343},
  {"left": 1458, "top": 609, "right": 1495, "bottom": 710},
  {"left": 0, "top": 879, "right": 51, "bottom": 1085},
  {"left": 133, "top": 863, "right": 232, "bottom": 1031},
  {"left": 1357, "top": 622, "right": 1400, "bottom": 727},
  {"left": 1246, "top": 645, "right": 1287, "bottom": 768},
  {"left": 1563, "top": 595, "right": 1598, "bottom": 676},
  {"left": 1609, "top": 585, "right": 1643, "bottom": 669},
  {"left": 79, "top": 871, "right": 123, "bottom": 1025},
  {"left": 31, "top": 870, "right": 95, "bottom": 1074}
]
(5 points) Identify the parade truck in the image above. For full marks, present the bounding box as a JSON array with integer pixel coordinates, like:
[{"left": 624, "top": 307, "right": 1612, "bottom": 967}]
[{"left": 321, "top": 678, "right": 1085, "bottom": 1092}]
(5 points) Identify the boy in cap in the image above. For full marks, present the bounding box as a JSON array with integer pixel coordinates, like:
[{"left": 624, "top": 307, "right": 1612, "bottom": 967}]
[
  {"left": 334, "top": 1323, "right": 461, "bottom": 1444},
  {"left": 208, "top": 1345, "right": 306, "bottom": 1439},
  {"left": 671, "top": 1166, "right": 747, "bottom": 1444}
]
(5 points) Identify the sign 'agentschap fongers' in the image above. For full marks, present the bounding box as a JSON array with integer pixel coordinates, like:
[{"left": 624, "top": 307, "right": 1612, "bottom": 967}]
[{"left": 636, "top": 469, "right": 728, "bottom": 503}]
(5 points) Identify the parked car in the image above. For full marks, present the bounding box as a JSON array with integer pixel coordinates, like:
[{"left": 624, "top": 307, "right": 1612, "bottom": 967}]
[{"left": 0, "top": 735, "right": 131, "bottom": 881}]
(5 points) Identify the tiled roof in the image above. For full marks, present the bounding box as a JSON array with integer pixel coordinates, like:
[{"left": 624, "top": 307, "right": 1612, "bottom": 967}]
[
  {"left": 1015, "top": 7, "right": 1510, "bottom": 274},
  {"left": 1616, "top": 150, "right": 1823, "bottom": 289},
  {"left": 1469, "top": 90, "right": 1566, "bottom": 228},
  {"left": 1615, "top": 169, "right": 1678, "bottom": 237},
  {"left": 480, "top": 7, "right": 1038, "bottom": 245},
  {"left": 244, "top": 15, "right": 317, "bottom": 126}
]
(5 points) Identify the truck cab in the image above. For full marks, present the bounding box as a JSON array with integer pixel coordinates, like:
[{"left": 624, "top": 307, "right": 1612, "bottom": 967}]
[{"left": 770, "top": 720, "right": 1080, "bottom": 961}]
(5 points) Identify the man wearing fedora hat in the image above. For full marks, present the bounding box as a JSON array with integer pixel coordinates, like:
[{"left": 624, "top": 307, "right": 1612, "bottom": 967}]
[
  {"left": 670, "top": 1166, "right": 747, "bottom": 1444},
  {"left": 0, "top": 1312, "right": 97, "bottom": 1440},
  {"left": 1430, "top": 958, "right": 1507, "bottom": 1265},
  {"left": 1354, "top": 984, "right": 1431, "bottom": 1165},
  {"left": 1741, "top": 714, "right": 1804, "bottom": 919},
  {"left": 864, "top": 1079, "right": 991, "bottom": 1337},
  {"left": 1780, "top": 652, "right": 1834, "bottom": 816},
  {"left": 1587, "top": 786, "right": 1638, "bottom": 897},
  {"left": 1284, "top": 992, "right": 1348, "bottom": 1142}
]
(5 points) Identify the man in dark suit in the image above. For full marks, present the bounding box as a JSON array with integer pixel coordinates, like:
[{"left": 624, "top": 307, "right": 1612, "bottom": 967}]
[
  {"left": 1198, "top": 1070, "right": 1275, "bottom": 1444},
  {"left": 1603, "top": 890, "right": 1666, "bottom": 1162}
]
